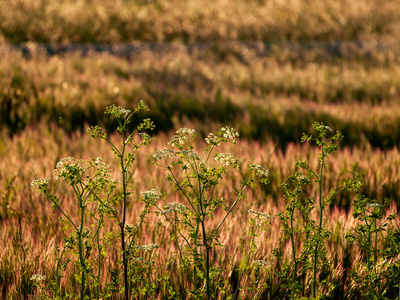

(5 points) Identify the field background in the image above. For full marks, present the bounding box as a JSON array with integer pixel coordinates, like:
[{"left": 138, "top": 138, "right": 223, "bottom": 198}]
[{"left": 1, "top": 0, "right": 400, "bottom": 299}]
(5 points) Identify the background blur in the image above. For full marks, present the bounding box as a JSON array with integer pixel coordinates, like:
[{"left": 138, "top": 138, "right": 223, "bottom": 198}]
[{"left": 1, "top": 0, "right": 400, "bottom": 149}]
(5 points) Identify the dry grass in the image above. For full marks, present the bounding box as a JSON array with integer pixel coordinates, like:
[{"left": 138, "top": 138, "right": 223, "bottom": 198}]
[
  {"left": 1, "top": 44, "right": 400, "bottom": 148},
  {"left": 1, "top": 0, "right": 400, "bottom": 43},
  {"left": 0, "top": 124, "right": 399, "bottom": 298}
]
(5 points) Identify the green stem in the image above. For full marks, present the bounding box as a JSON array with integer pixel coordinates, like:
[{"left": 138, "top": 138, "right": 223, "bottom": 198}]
[
  {"left": 120, "top": 142, "right": 130, "bottom": 300},
  {"left": 96, "top": 220, "right": 102, "bottom": 300},
  {"left": 374, "top": 218, "right": 378, "bottom": 278},
  {"left": 201, "top": 220, "right": 210, "bottom": 300},
  {"left": 312, "top": 154, "right": 325, "bottom": 298},
  {"left": 290, "top": 208, "right": 297, "bottom": 279},
  {"left": 55, "top": 245, "right": 67, "bottom": 298},
  {"left": 215, "top": 185, "right": 247, "bottom": 233},
  {"left": 78, "top": 200, "right": 86, "bottom": 300}
]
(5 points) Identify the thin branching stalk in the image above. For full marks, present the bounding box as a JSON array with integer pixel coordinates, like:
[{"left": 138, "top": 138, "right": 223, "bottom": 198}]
[{"left": 312, "top": 151, "right": 325, "bottom": 299}]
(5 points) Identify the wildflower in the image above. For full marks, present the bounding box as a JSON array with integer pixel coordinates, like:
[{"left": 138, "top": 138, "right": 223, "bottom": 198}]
[
  {"left": 31, "top": 178, "right": 49, "bottom": 192},
  {"left": 248, "top": 209, "right": 270, "bottom": 220},
  {"left": 135, "top": 100, "right": 150, "bottom": 112},
  {"left": 142, "top": 189, "right": 163, "bottom": 205},
  {"left": 169, "top": 128, "right": 197, "bottom": 149},
  {"left": 366, "top": 203, "right": 384, "bottom": 208},
  {"left": 53, "top": 157, "right": 88, "bottom": 186},
  {"left": 162, "top": 202, "right": 187, "bottom": 214},
  {"left": 249, "top": 164, "right": 269, "bottom": 177},
  {"left": 252, "top": 260, "right": 271, "bottom": 267},
  {"left": 218, "top": 126, "right": 239, "bottom": 140},
  {"left": 30, "top": 274, "right": 46, "bottom": 282},
  {"left": 179, "top": 150, "right": 200, "bottom": 161},
  {"left": 139, "top": 132, "right": 153, "bottom": 145},
  {"left": 205, "top": 126, "right": 239, "bottom": 146},
  {"left": 205, "top": 133, "right": 219, "bottom": 145},
  {"left": 105, "top": 104, "right": 131, "bottom": 119},
  {"left": 141, "top": 243, "right": 159, "bottom": 252},
  {"left": 214, "top": 153, "right": 239, "bottom": 168},
  {"left": 137, "top": 118, "right": 155, "bottom": 131},
  {"left": 153, "top": 148, "right": 176, "bottom": 160},
  {"left": 90, "top": 157, "right": 118, "bottom": 191},
  {"left": 87, "top": 125, "right": 105, "bottom": 139}
]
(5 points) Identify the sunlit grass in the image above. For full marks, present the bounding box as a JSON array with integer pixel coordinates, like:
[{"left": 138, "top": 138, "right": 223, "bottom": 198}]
[
  {"left": 1, "top": 0, "right": 400, "bottom": 43},
  {"left": 1, "top": 45, "right": 400, "bottom": 148},
  {"left": 0, "top": 123, "right": 399, "bottom": 298}
]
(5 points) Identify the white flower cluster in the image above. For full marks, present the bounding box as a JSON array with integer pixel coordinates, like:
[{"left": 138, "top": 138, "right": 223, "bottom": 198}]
[
  {"left": 248, "top": 209, "right": 270, "bottom": 220},
  {"left": 53, "top": 157, "right": 88, "bottom": 185},
  {"left": 252, "top": 260, "right": 271, "bottom": 267},
  {"left": 153, "top": 148, "right": 176, "bottom": 160},
  {"left": 31, "top": 178, "right": 49, "bottom": 192},
  {"left": 366, "top": 203, "right": 384, "bottom": 208},
  {"left": 220, "top": 126, "right": 239, "bottom": 139},
  {"left": 169, "top": 128, "right": 197, "bottom": 149},
  {"left": 139, "top": 132, "right": 153, "bottom": 145},
  {"left": 140, "top": 243, "right": 159, "bottom": 252},
  {"left": 249, "top": 164, "right": 269, "bottom": 178},
  {"left": 92, "top": 157, "right": 112, "bottom": 175},
  {"left": 214, "top": 153, "right": 239, "bottom": 168},
  {"left": 205, "top": 126, "right": 239, "bottom": 146},
  {"left": 295, "top": 172, "right": 309, "bottom": 183},
  {"left": 141, "top": 189, "right": 163, "bottom": 204},
  {"left": 205, "top": 133, "right": 219, "bottom": 145},
  {"left": 105, "top": 104, "right": 131, "bottom": 119},
  {"left": 162, "top": 202, "right": 187, "bottom": 214},
  {"left": 30, "top": 274, "right": 46, "bottom": 282}
]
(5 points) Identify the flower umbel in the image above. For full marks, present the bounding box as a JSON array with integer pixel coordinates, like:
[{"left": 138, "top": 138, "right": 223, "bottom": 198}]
[
  {"left": 153, "top": 148, "right": 176, "bottom": 160},
  {"left": 169, "top": 128, "right": 197, "bottom": 149},
  {"left": 248, "top": 209, "right": 270, "bottom": 220},
  {"left": 249, "top": 164, "right": 269, "bottom": 184},
  {"left": 141, "top": 189, "right": 163, "bottom": 205},
  {"left": 31, "top": 178, "right": 49, "bottom": 193},
  {"left": 214, "top": 153, "right": 239, "bottom": 168},
  {"left": 205, "top": 126, "right": 239, "bottom": 146},
  {"left": 252, "top": 260, "right": 271, "bottom": 267},
  {"left": 30, "top": 274, "right": 46, "bottom": 282},
  {"left": 162, "top": 202, "right": 187, "bottom": 215},
  {"left": 105, "top": 105, "right": 131, "bottom": 119},
  {"left": 53, "top": 157, "right": 88, "bottom": 186}
]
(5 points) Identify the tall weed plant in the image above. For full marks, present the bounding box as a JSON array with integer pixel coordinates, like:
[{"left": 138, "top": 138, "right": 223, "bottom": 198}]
[
  {"left": 152, "top": 126, "right": 268, "bottom": 299},
  {"left": 31, "top": 102, "right": 399, "bottom": 299},
  {"left": 32, "top": 101, "right": 155, "bottom": 299}
]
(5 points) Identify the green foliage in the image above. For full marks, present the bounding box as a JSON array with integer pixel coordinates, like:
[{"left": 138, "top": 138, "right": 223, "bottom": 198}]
[
  {"left": 346, "top": 196, "right": 397, "bottom": 299},
  {"left": 275, "top": 121, "right": 362, "bottom": 299},
  {"left": 153, "top": 126, "right": 268, "bottom": 299},
  {"left": 32, "top": 101, "right": 155, "bottom": 299},
  {"left": 25, "top": 115, "right": 400, "bottom": 299}
]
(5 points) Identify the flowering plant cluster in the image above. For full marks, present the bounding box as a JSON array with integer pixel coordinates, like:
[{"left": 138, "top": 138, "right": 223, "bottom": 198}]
[{"left": 30, "top": 114, "right": 399, "bottom": 299}]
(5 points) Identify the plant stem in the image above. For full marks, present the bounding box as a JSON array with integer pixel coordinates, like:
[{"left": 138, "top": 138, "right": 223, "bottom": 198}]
[
  {"left": 201, "top": 220, "right": 210, "bottom": 300},
  {"left": 120, "top": 146, "right": 130, "bottom": 300},
  {"left": 312, "top": 153, "right": 324, "bottom": 298},
  {"left": 290, "top": 208, "right": 297, "bottom": 279},
  {"left": 79, "top": 200, "right": 86, "bottom": 300}
]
